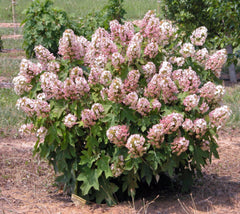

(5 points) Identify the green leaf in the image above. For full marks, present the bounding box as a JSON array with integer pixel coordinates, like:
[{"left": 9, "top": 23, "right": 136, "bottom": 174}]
[
  {"left": 145, "top": 150, "right": 165, "bottom": 171},
  {"left": 50, "top": 100, "right": 68, "bottom": 120},
  {"left": 102, "top": 104, "right": 112, "bottom": 114},
  {"left": 96, "top": 153, "right": 112, "bottom": 178},
  {"left": 122, "top": 170, "right": 139, "bottom": 197},
  {"left": 86, "top": 135, "right": 98, "bottom": 153},
  {"left": 120, "top": 107, "right": 137, "bottom": 123},
  {"left": 77, "top": 167, "right": 101, "bottom": 195},
  {"left": 140, "top": 163, "right": 153, "bottom": 186},
  {"left": 79, "top": 150, "right": 100, "bottom": 167},
  {"left": 95, "top": 176, "right": 118, "bottom": 205},
  {"left": 45, "top": 124, "right": 59, "bottom": 144}
]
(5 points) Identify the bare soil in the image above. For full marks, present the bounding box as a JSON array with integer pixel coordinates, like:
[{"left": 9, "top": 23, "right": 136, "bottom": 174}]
[
  {"left": 0, "top": 129, "right": 240, "bottom": 214},
  {"left": 0, "top": 23, "right": 21, "bottom": 28}
]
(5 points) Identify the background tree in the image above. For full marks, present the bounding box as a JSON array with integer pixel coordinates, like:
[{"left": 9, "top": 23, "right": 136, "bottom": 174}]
[{"left": 163, "top": 0, "right": 240, "bottom": 82}]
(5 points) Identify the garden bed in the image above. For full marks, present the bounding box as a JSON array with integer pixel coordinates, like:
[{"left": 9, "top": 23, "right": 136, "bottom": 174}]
[{"left": 0, "top": 130, "right": 240, "bottom": 213}]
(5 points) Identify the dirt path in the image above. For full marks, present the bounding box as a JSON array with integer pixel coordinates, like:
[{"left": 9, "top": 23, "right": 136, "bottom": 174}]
[
  {"left": 1, "top": 35, "right": 23, "bottom": 39},
  {"left": 0, "top": 132, "right": 240, "bottom": 214},
  {"left": 0, "top": 23, "right": 21, "bottom": 28}
]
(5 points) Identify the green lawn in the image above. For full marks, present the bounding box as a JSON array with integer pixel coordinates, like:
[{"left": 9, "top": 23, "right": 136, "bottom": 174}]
[
  {"left": 0, "top": 88, "right": 25, "bottom": 137},
  {"left": 0, "top": 0, "right": 161, "bottom": 23}
]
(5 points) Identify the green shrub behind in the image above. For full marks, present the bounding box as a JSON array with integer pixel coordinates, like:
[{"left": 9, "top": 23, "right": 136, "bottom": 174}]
[
  {"left": 78, "top": 0, "right": 126, "bottom": 40},
  {"left": 21, "top": 0, "right": 81, "bottom": 58}
]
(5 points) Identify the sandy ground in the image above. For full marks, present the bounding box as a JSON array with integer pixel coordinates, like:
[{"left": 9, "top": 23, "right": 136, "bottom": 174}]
[{"left": 0, "top": 130, "right": 240, "bottom": 214}]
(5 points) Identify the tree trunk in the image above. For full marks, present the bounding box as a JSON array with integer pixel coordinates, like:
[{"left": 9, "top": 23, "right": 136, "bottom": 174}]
[{"left": 226, "top": 44, "right": 237, "bottom": 83}]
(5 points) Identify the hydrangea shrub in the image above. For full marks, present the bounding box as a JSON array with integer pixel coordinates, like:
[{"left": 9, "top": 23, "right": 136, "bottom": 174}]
[{"left": 14, "top": 11, "right": 230, "bottom": 205}]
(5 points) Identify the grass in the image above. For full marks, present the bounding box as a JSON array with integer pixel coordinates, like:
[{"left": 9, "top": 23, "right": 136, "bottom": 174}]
[
  {"left": 0, "top": 27, "right": 22, "bottom": 35},
  {"left": 0, "top": 50, "right": 25, "bottom": 58},
  {"left": 124, "top": 0, "right": 162, "bottom": 20},
  {"left": 0, "top": 0, "right": 161, "bottom": 23},
  {"left": 0, "top": 57, "right": 22, "bottom": 80},
  {"left": 2, "top": 38, "right": 23, "bottom": 50},
  {"left": 223, "top": 85, "right": 240, "bottom": 127},
  {"left": 0, "top": 88, "right": 25, "bottom": 137}
]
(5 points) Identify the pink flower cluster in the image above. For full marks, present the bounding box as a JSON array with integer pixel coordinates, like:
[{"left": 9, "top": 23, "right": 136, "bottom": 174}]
[
  {"left": 200, "top": 82, "right": 225, "bottom": 103},
  {"left": 183, "top": 94, "right": 200, "bottom": 111},
  {"left": 111, "top": 52, "right": 125, "bottom": 69},
  {"left": 85, "top": 28, "right": 118, "bottom": 65},
  {"left": 91, "top": 54, "right": 108, "bottom": 68},
  {"left": 142, "top": 62, "right": 156, "bottom": 81},
  {"left": 151, "top": 99, "right": 162, "bottom": 111},
  {"left": 100, "top": 70, "right": 112, "bottom": 86},
  {"left": 16, "top": 97, "right": 50, "bottom": 117},
  {"left": 13, "top": 59, "right": 43, "bottom": 95},
  {"left": 199, "top": 102, "right": 209, "bottom": 114},
  {"left": 81, "top": 103, "right": 104, "bottom": 128},
  {"left": 123, "top": 70, "right": 140, "bottom": 93},
  {"left": 194, "top": 48, "right": 209, "bottom": 64},
  {"left": 158, "top": 77, "right": 179, "bottom": 103},
  {"left": 34, "top": 45, "right": 55, "bottom": 66},
  {"left": 123, "top": 92, "right": 138, "bottom": 109},
  {"left": 58, "top": 29, "right": 89, "bottom": 60},
  {"left": 144, "top": 41, "right": 158, "bottom": 58},
  {"left": 13, "top": 75, "right": 32, "bottom": 95},
  {"left": 36, "top": 126, "right": 47, "bottom": 139},
  {"left": 110, "top": 155, "right": 124, "bottom": 177},
  {"left": 147, "top": 123, "right": 165, "bottom": 148},
  {"left": 91, "top": 103, "right": 105, "bottom": 119},
  {"left": 19, "top": 59, "right": 42, "bottom": 80},
  {"left": 161, "top": 113, "right": 184, "bottom": 134},
  {"left": 190, "top": 26, "right": 208, "bottom": 46},
  {"left": 209, "top": 105, "right": 231, "bottom": 128},
  {"left": 136, "top": 97, "right": 151, "bottom": 116},
  {"left": 159, "top": 61, "right": 173, "bottom": 77},
  {"left": 40, "top": 70, "right": 90, "bottom": 100},
  {"left": 171, "top": 137, "right": 189, "bottom": 156},
  {"left": 40, "top": 72, "right": 64, "bottom": 99},
  {"left": 172, "top": 67, "right": 201, "bottom": 93},
  {"left": 194, "top": 118, "right": 207, "bottom": 137},
  {"left": 144, "top": 73, "right": 179, "bottom": 103},
  {"left": 110, "top": 20, "right": 134, "bottom": 46},
  {"left": 19, "top": 123, "right": 35, "bottom": 136},
  {"left": 47, "top": 61, "right": 60, "bottom": 73},
  {"left": 182, "top": 118, "right": 194, "bottom": 132},
  {"left": 64, "top": 76, "right": 90, "bottom": 99},
  {"left": 106, "top": 125, "right": 129, "bottom": 147},
  {"left": 179, "top": 43, "right": 195, "bottom": 58},
  {"left": 158, "top": 20, "right": 176, "bottom": 45},
  {"left": 126, "top": 134, "right": 147, "bottom": 157},
  {"left": 126, "top": 33, "right": 142, "bottom": 63},
  {"left": 169, "top": 56, "right": 185, "bottom": 67},
  {"left": 140, "top": 10, "right": 161, "bottom": 41},
  {"left": 81, "top": 109, "right": 96, "bottom": 128},
  {"left": 108, "top": 78, "right": 125, "bottom": 103},
  {"left": 205, "top": 49, "right": 227, "bottom": 78},
  {"left": 69, "top": 67, "right": 83, "bottom": 80},
  {"left": 64, "top": 113, "right": 77, "bottom": 128},
  {"left": 88, "top": 67, "right": 103, "bottom": 85},
  {"left": 201, "top": 140, "right": 210, "bottom": 151},
  {"left": 140, "top": 11, "right": 176, "bottom": 45}
]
